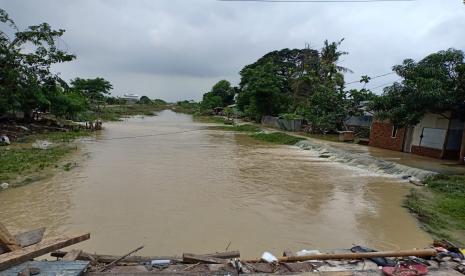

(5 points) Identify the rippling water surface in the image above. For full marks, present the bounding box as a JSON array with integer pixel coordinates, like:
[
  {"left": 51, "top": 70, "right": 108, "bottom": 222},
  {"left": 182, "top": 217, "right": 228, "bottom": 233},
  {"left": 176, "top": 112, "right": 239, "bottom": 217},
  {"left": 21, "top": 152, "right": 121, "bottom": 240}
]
[{"left": 0, "top": 110, "right": 432, "bottom": 257}]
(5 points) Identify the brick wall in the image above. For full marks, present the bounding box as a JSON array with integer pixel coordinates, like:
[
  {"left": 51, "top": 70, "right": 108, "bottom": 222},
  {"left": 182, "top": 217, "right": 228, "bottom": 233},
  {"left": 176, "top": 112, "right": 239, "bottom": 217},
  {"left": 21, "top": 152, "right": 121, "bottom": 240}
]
[
  {"left": 369, "top": 121, "right": 405, "bottom": 151},
  {"left": 411, "top": 145, "right": 443, "bottom": 159}
]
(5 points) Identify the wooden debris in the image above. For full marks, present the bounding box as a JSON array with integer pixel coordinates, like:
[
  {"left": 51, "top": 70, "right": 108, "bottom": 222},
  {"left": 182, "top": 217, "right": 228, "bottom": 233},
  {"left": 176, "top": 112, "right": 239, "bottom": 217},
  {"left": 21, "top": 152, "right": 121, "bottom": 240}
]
[
  {"left": 99, "top": 245, "right": 144, "bottom": 272},
  {"left": 205, "top": 251, "right": 240, "bottom": 259},
  {"left": 51, "top": 250, "right": 239, "bottom": 263},
  {"left": 283, "top": 249, "right": 294, "bottom": 257},
  {"left": 63, "top": 249, "right": 83, "bottom": 261},
  {"left": 183, "top": 253, "right": 229, "bottom": 264},
  {"left": 15, "top": 227, "right": 46, "bottom": 248},
  {"left": 0, "top": 233, "right": 90, "bottom": 271},
  {"left": 0, "top": 222, "right": 20, "bottom": 252},
  {"left": 246, "top": 249, "right": 437, "bottom": 263},
  {"left": 51, "top": 251, "right": 182, "bottom": 263}
]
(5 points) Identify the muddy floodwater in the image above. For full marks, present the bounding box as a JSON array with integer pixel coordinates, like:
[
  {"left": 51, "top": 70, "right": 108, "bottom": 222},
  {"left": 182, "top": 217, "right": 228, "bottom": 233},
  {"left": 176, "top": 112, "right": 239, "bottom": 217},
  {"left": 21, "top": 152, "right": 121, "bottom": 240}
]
[{"left": 0, "top": 110, "right": 432, "bottom": 257}]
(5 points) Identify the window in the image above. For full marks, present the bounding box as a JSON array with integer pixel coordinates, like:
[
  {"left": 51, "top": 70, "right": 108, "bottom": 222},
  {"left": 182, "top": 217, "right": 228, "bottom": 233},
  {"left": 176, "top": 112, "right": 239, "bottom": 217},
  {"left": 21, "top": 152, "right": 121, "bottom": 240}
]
[{"left": 391, "top": 125, "right": 398, "bottom": 138}]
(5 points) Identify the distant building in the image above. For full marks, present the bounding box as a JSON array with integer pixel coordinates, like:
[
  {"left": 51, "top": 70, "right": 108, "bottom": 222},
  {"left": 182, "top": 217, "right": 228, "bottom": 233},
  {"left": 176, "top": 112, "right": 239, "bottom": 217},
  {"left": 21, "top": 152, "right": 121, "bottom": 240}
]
[
  {"left": 123, "top": 93, "right": 140, "bottom": 104},
  {"left": 369, "top": 112, "right": 465, "bottom": 161},
  {"left": 343, "top": 101, "right": 374, "bottom": 140}
]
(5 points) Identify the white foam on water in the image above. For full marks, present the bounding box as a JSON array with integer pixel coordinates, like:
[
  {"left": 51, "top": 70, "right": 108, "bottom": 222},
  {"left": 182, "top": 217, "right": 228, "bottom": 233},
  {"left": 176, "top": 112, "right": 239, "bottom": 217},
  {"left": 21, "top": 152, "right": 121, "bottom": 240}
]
[{"left": 295, "top": 140, "right": 436, "bottom": 180}]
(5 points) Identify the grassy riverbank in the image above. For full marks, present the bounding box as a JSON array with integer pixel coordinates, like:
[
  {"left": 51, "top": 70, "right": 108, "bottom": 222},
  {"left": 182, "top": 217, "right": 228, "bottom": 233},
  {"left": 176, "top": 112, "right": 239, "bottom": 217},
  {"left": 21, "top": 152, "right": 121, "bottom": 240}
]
[
  {"left": 209, "top": 124, "right": 260, "bottom": 132},
  {"left": 203, "top": 116, "right": 306, "bottom": 145},
  {"left": 405, "top": 174, "right": 465, "bottom": 245},
  {"left": 251, "top": 132, "right": 305, "bottom": 145},
  {"left": 0, "top": 130, "right": 92, "bottom": 186}
]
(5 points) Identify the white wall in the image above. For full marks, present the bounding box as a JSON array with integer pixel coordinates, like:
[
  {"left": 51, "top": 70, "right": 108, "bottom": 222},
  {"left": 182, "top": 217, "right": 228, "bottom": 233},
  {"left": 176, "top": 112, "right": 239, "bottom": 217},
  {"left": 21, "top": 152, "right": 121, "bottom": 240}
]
[{"left": 411, "top": 112, "right": 450, "bottom": 148}]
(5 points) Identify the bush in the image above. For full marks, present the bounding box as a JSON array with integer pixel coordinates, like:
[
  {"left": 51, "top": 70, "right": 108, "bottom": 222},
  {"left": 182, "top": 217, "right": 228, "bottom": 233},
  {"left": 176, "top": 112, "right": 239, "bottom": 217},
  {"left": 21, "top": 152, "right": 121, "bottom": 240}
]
[{"left": 251, "top": 132, "right": 305, "bottom": 145}]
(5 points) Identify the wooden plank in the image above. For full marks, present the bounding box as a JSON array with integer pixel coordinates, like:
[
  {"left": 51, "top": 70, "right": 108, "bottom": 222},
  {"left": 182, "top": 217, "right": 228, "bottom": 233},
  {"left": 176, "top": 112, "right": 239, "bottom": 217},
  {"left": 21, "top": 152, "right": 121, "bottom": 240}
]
[
  {"left": 0, "top": 233, "right": 90, "bottom": 271},
  {"left": 15, "top": 227, "right": 45, "bottom": 248},
  {"left": 1, "top": 260, "right": 89, "bottom": 276},
  {"left": 204, "top": 251, "right": 240, "bottom": 259},
  {"left": 63, "top": 249, "right": 83, "bottom": 261},
  {"left": 0, "top": 223, "right": 20, "bottom": 252},
  {"left": 182, "top": 253, "right": 228, "bottom": 264},
  {"left": 52, "top": 251, "right": 182, "bottom": 263},
  {"left": 51, "top": 250, "right": 239, "bottom": 263}
]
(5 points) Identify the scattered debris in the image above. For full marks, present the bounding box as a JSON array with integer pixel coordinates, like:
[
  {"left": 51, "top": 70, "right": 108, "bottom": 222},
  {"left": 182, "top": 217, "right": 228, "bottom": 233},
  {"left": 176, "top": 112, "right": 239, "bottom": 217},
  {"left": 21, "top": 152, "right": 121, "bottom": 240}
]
[
  {"left": 31, "top": 140, "right": 53, "bottom": 150},
  {"left": 0, "top": 135, "right": 10, "bottom": 145},
  {"left": 0, "top": 183, "right": 9, "bottom": 190},
  {"left": 1, "top": 223, "right": 465, "bottom": 275},
  {"left": 296, "top": 249, "right": 321, "bottom": 256},
  {"left": 261, "top": 252, "right": 278, "bottom": 263},
  {"left": 409, "top": 176, "right": 424, "bottom": 186},
  {"left": 98, "top": 245, "right": 144, "bottom": 272},
  {"left": 16, "top": 126, "right": 30, "bottom": 132}
]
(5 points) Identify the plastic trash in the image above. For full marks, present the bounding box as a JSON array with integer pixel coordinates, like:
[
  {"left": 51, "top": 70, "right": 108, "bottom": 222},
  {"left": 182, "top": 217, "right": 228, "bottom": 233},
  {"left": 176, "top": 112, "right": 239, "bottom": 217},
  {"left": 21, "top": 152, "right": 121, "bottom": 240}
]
[
  {"left": 1, "top": 183, "right": 9, "bottom": 190},
  {"left": 0, "top": 135, "right": 10, "bottom": 145},
  {"left": 151, "top": 260, "right": 170, "bottom": 266},
  {"left": 351, "top": 246, "right": 396, "bottom": 267},
  {"left": 261, "top": 252, "right": 278, "bottom": 263},
  {"left": 32, "top": 140, "right": 53, "bottom": 150},
  {"left": 296, "top": 250, "right": 321, "bottom": 256}
]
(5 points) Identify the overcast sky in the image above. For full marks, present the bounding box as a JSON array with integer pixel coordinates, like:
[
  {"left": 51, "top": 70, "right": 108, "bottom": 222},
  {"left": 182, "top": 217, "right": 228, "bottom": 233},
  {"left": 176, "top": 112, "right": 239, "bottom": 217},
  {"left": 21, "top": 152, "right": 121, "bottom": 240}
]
[{"left": 1, "top": 0, "right": 464, "bottom": 101}]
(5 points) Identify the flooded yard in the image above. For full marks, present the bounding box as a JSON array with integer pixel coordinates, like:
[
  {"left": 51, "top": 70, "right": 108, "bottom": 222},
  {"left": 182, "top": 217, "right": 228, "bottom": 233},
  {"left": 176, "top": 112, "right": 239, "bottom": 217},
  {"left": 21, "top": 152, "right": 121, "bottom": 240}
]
[{"left": 0, "top": 110, "right": 432, "bottom": 257}]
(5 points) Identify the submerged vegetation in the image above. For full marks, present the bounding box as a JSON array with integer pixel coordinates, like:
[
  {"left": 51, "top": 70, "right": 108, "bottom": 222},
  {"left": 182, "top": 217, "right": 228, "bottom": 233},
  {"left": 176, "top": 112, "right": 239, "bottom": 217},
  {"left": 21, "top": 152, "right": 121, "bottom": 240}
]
[
  {"left": 251, "top": 132, "right": 305, "bottom": 145},
  {"left": 211, "top": 124, "right": 261, "bottom": 132},
  {"left": 0, "top": 146, "right": 74, "bottom": 184},
  {"left": 203, "top": 115, "right": 305, "bottom": 145},
  {"left": 171, "top": 100, "right": 200, "bottom": 114},
  {"left": 0, "top": 130, "right": 91, "bottom": 184},
  {"left": 405, "top": 175, "right": 465, "bottom": 245}
]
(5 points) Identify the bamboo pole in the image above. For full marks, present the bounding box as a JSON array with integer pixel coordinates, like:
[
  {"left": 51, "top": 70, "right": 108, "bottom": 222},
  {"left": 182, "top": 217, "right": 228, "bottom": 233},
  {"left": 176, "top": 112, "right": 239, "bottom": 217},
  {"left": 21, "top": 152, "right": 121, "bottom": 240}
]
[{"left": 246, "top": 249, "right": 437, "bottom": 263}]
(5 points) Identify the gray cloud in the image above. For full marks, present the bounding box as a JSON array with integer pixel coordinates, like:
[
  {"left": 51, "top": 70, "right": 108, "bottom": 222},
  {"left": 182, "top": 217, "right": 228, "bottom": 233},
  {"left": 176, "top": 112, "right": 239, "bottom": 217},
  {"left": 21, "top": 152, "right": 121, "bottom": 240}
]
[{"left": 1, "top": 0, "right": 464, "bottom": 101}]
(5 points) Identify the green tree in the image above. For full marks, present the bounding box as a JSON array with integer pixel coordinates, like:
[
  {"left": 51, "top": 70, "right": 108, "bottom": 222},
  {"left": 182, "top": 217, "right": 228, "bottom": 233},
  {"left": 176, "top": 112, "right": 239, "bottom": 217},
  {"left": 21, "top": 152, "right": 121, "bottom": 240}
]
[
  {"left": 235, "top": 41, "right": 351, "bottom": 130},
  {"left": 210, "top": 80, "right": 235, "bottom": 107},
  {"left": 50, "top": 90, "right": 88, "bottom": 120},
  {"left": 138, "top": 96, "right": 152, "bottom": 104},
  {"left": 0, "top": 8, "right": 75, "bottom": 118},
  {"left": 346, "top": 88, "right": 376, "bottom": 116},
  {"left": 201, "top": 92, "right": 223, "bottom": 111},
  {"left": 70, "top": 77, "right": 113, "bottom": 103},
  {"left": 237, "top": 62, "right": 290, "bottom": 121},
  {"left": 372, "top": 48, "right": 465, "bottom": 126},
  {"left": 292, "top": 40, "right": 351, "bottom": 132}
]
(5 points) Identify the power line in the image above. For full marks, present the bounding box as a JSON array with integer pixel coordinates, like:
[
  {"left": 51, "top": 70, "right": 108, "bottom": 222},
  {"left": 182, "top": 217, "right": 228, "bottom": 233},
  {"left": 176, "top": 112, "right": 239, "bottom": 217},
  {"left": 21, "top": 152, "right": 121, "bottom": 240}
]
[
  {"left": 366, "top": 78, "right": 401, "bottom": 90},
  {"left": 345, "top": 72, "right": 395, "bottom": 85},
  {"left": 80, "top": 129, "right": 203, "bottom": 143},
  {"left": 218, "top": 0, "right": 415, "bottom": 2}
]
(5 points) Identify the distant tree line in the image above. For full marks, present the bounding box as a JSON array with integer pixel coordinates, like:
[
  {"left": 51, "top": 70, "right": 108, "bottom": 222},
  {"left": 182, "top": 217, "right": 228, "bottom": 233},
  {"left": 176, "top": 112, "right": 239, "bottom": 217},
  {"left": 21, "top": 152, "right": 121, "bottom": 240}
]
[
  {"left": 0, "top": 9, "right": 165, "bottom": 122},
  {"left": 200, "top": 41, "right": 465, "bottom": 133},
  {"left": 201, "top": 40, "right": 375, "bottom": 132}
]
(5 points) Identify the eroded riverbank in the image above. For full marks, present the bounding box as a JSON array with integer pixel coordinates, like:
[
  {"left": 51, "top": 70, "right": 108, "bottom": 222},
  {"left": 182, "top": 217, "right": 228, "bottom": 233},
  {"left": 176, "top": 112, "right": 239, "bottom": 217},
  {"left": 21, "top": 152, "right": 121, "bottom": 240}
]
[{"left": 0, "top": 110, "right": 432, "bottom": 257}]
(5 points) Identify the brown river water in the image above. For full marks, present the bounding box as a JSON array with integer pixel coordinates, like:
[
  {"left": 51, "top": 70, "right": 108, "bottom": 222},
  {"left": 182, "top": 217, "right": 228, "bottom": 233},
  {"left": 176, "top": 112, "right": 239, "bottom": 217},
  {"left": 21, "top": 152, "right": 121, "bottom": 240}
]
[{"left": 0, "top": 110, "right": 433, "bottom": 257}]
